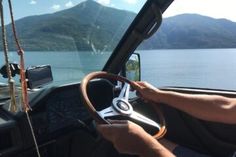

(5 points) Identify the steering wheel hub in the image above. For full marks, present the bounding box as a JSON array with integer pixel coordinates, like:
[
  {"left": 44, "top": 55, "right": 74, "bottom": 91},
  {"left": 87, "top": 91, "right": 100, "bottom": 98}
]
[{"left": 113, "top": 98, "right": 133, "bottom": 115}]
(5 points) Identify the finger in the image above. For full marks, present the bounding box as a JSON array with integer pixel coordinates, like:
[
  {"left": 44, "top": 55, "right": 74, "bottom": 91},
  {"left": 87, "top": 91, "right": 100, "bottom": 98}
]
[
  {"left": 131, "top": 81, "right": 149, "bottom": 94},
  {"left": 134, "top": 81, "right": 146, "bottom": 87},
  {"left": 131, "top": 81, "right": 144, "bottom": 90},
  {"left": 108, "top": 119, "right": 129, "bottom": 124}
]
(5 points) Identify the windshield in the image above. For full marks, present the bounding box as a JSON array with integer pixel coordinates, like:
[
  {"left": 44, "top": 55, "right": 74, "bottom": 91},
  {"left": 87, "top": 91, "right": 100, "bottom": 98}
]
[
  {"left": 0, "top": 0, "right": 146, "bottom": 87},
  {"left": 137, "top": 0, "right": 236, "bottom": 91}
]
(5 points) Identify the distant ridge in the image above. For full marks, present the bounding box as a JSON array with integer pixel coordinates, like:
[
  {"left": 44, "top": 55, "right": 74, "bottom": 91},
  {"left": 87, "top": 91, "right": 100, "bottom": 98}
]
[
  {"left": 1, "top": 1, "right": 236, "bottom": 51},
  {"left": 140, "top": 14, "right": 236, "bottom": 49},
  {"left": 2, "top": 0, "right": 135, "bottom": 51}
]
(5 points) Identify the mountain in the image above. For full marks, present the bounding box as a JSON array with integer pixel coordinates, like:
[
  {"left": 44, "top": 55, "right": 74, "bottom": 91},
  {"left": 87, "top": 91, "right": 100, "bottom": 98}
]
[
  {"left": 141, "top": 14, "right": 236, "bottom": 49},
  {"left": 1, "top": 1, "right": 236, "bottom": 51},
  {"left": 2, "top": 0, "right": 135, "bottom": 51}
]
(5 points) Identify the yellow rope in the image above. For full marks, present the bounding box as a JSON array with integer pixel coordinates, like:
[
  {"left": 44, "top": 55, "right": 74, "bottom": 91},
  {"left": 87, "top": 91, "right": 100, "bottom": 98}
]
[
  {"left": 7, "top": 1, "right": 41, "bottom": 156},
  {"left": 0, "top": 1, "right": 17, "bottom": 112}
]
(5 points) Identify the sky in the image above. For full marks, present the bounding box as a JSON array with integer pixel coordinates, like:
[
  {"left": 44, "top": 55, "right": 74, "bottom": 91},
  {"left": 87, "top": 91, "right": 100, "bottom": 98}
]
[
  {"left": 1, "top": 0, "right": 145, "bottom": 24},
  {"left": 164, "top": 0, "right": 236, "bottom": 22},
  {"left": 1, "top": 0, "right": 236, "bottom": 23}
]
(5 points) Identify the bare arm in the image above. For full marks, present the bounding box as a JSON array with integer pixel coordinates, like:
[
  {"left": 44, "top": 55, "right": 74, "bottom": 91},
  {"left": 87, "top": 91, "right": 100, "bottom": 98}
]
[
  {"left": 97, "top": 120, "right": 175, "bottom": 157},
  {"left": 135, "top": 81, "right": 236, "bottom": 124}
]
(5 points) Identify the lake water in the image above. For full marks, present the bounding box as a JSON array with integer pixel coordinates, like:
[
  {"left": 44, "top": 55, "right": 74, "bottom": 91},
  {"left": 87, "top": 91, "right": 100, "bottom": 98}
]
[
  {"left": 139, "top": 49, "right": 236, "bottom": 90},
  {"left": 1, "top": 49, "right": 236, "bottom": 91}
]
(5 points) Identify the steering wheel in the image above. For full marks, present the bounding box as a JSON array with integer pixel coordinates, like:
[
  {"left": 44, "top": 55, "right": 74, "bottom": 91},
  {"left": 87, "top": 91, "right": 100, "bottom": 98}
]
[{"left": 80, "top": 71, "right": 166, "bottom": 139}]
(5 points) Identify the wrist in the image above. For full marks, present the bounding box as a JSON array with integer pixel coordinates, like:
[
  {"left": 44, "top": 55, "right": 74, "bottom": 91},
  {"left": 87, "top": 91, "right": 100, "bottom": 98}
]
[
  {"left": 139, "top": 136, "right": 174, "bottom": 157},
  {"left": 139, "top": 135, "right": 161, "bottom": 157},
  {"left": 151, "top": 88, "right": 164, "bottom": 103}
]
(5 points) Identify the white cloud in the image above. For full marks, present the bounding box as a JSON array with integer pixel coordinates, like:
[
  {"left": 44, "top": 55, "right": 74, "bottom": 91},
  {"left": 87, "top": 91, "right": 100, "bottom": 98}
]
[
  {"left": 163, "top": 0, "right": 236, "bottom": 22},
  {"left": 124, "top": 0, "right": 137, "bottom": 4},
  {"left": 51, "top": 4, "right": 61, "bottom": 10},
  {"left": 65, "top": 1, "right": 74, "bottom": 8},
  {"left": 96, "top": 0, "right": 110, "bottom": 6},
  {"left": 29, "top": 0, "right": 37, "bottom": 5}
]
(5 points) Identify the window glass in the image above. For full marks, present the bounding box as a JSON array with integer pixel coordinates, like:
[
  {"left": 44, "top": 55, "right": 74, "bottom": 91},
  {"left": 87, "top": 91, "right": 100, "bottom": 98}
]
[
  {"left": 138, "top": 0, "right": 236, "bottom": 90},
  {"left": 0, "top": 0, "right": 146, "bottom": 87}
]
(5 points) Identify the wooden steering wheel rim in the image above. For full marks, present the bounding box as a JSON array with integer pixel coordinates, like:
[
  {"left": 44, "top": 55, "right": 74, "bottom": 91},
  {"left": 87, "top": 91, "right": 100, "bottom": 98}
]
[{"left": 80, "top": 71, "right": 167, "bottom": 139}]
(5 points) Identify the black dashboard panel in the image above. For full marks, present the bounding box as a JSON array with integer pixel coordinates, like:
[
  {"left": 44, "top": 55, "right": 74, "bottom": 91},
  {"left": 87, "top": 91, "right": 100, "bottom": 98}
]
[
  {"left": 31, "top": 79, "right": 114, "bottom": 138},
  {"left": 0, "top": 79, "right": 114, "bottom": 157},
  {"left": 46, "top": 86, "right": 91, "bottom": 133},
  {"left": 0, "top": 109, "right": 22, "bottom": 156}
]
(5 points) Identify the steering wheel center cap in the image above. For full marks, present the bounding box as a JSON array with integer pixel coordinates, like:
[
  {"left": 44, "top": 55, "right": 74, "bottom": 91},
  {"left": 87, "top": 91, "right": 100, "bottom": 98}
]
[
  {"left": 117, "top": 101, "right": 129, "bottom": 111},
  {"left": 112, "top": 98, "right": 133, "bottom": 115}
]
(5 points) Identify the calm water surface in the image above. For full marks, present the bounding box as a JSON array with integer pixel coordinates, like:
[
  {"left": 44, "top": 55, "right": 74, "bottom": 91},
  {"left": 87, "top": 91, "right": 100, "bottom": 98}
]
[
  {"left": 1, "top": 49, "right": 236, "bottom": 91},
  {"left": 139, "top": 49, "right": 236, "bottom": 90}
]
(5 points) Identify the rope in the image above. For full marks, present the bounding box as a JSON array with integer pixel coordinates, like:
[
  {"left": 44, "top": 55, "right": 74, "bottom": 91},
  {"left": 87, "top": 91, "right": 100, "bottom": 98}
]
[
  {"left": 0, "top": 1, "right": 17, "bottom": 112},
  {"left": 8, "top": 0, "right": 31, "bottom": 112},
  {"left": 26, "top": 111, "right": 41, "bottom": 157},
  {"left": 7, "top": 1, "right": 41, "bottom": 156},
  {"left": 8, "top": 0, "right": 21, "bottom": 50}
]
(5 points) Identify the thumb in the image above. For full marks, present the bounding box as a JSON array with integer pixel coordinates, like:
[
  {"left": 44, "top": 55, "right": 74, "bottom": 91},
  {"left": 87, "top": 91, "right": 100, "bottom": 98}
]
[{"left": 131, "top": 81, "right": 143, "bottom": 91}]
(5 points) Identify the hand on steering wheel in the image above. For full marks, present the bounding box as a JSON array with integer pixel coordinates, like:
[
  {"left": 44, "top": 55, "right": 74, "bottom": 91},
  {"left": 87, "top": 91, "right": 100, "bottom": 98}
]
[{"left": 80, "top": 71, "right": 166, "bottom": 139}]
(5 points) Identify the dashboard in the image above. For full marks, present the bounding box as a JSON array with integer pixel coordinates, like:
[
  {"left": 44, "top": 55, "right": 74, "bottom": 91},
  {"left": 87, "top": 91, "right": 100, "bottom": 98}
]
[
  {"left": 0, "top": 79, "right": 114, "bottom": 157},
  {"left": 1, "top": 79, "right": 236, "bottom": 157},
  {"left": 32, "top": 79, "right": 114, "bottom": 139}
]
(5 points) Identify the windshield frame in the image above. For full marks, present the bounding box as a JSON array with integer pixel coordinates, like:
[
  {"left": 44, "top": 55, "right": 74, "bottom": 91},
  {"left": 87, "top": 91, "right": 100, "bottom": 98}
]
[{"left": 103, "top": 0, "right": 174, "bottom": 74}]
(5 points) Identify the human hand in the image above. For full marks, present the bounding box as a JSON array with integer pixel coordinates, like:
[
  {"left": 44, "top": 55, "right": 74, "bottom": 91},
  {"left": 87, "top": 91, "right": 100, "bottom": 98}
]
[
  {"left": 97, "top": 120, "right": 157, "bottom": 156},
  {"left": 134, "top": 81, "right": 161, "bottom": 103}
]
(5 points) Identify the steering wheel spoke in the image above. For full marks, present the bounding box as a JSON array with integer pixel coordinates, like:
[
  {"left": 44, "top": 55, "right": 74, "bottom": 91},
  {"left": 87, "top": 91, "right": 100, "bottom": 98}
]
[
  {"left": 129, "top": 111, "right": 161, "bottom": 130},
  {"left": 118, "top": 83, "right": 130, "bottom": 100},
  {"left": 98, "top": 106, "right": 119, "bottom": 119}
]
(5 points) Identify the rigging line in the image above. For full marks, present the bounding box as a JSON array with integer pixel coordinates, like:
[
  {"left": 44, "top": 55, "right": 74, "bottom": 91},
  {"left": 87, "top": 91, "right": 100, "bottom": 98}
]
[
  {"left": 0, "top": 1, "right": 17, "bottom": 112},
  {"left": 7, "top": 1, "right": 41, "bottom": 157},
  {"left": 8, "top": 0, "right": 31, "bottom": 111},
  {"left": 26, "top": 111, "right": 41, "bottom": 157},
  {"left": 8, "top": 0, "right": 20, "bottom": 50}
]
